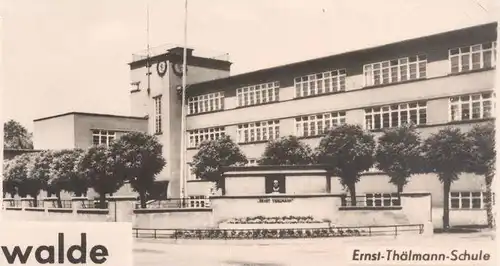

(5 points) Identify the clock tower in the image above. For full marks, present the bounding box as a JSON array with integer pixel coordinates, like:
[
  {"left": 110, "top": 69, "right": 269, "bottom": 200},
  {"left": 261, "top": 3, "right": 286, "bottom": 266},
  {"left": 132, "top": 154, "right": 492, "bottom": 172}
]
[{"left": 128, "top": 46, "right": 231, "bottom": 197}]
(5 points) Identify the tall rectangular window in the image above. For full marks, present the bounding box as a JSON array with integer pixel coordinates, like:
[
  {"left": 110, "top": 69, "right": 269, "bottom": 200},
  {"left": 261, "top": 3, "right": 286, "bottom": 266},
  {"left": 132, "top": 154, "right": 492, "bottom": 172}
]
[
  {"left": 294, "top": 69, "right": 346, "bottom": 98},
  {"left": 450, "top": 92, "right": 495, "bottom": 121},
  {"left": 449, "top": 42, "right": 497, "bottom": 73},
  {"left": 237, "top": 120, "right": 280, "bottom": 143},
  {"left": 154, "top": 95, "right": 162, "bottom": 134},
  {"left": 92, "top": 130, "right": 116, "bottom": 147},
  {"left": 365, "top": 101, "right": 427, "bottom": 130},
  {"left": 188, "top": 92, "right": 224, "bottom": 115},
  {"left": 236, "top": 81, "right": 280, "bottom": 107},
  {"left": 188, "top": 127, "right": 225, "bottom": 148},
  {"left": 295, "top": 111, "right": 346, "bottom": 137},
  {"left": 364, "top": 55, "right": 427, "bottom": 87},
  {"left": 450, "top": 192, "right": 485, "bottom": 209}
]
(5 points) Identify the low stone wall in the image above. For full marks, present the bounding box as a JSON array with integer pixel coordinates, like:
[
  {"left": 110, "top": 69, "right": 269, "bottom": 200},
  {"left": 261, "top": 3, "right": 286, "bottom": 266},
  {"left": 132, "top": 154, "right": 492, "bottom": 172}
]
[
  {"left": 210, "top": 194, "right": 342, "bottom": 224},
  {"left": 1, "top": 196, "right": 136, "bottom": 223},
  {"left": 133, "top": 209, "right": 214, "bottom": 229},
  {"left": 2, "top": 207, "right": 111, "bottom": 222},
  {"left": 334, "top": 193, "right": 433, "bottom": 235},
  {"left": 432, "top": 208, "right": 487, "bottom": 228},
  {"left": 2, "top": 193, "right": 434, "bottom": 235}
]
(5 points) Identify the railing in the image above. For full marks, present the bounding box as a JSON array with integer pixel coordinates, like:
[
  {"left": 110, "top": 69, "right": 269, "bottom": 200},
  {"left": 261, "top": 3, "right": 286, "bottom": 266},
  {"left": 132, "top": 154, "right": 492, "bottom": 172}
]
[
  {"left": 5, "top": 200, "right": 40, "bottom": 208},
  {"left": 82, "top": 200, "right": 108, "bottom": 209},
  {"left": 4, "top": 200, "right": 21, "bottom": 208},
  {"left": 341, "top": 194, "right": 401, "bottom": 207},
  {"left": 2, "top": 199, "right": 108, "bottom": 209},
  {"left": 137, "top": 197, "right": 211, "bottom": 209},
  {"left": 132, "top": 224, "right": 424, "bottom": 240},
  {"left": 47, "top": 200, "right": 72, "bottom": 208}
]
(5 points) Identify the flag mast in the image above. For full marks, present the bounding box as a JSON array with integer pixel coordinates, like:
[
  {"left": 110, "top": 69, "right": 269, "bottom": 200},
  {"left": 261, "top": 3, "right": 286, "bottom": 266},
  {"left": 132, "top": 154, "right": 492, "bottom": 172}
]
[
  {"left": 179, "top": 0, "right": 189, "bottom": 199},
  {"left": 146, "top": 4, "right": 151, "bottom": 93}
]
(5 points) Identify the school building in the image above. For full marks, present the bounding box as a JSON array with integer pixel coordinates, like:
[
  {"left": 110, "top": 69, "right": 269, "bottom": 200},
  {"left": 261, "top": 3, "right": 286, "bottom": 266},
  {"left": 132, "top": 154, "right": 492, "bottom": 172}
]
[{"left": 32, "top": 22, "right": 497, "bottom": 227}]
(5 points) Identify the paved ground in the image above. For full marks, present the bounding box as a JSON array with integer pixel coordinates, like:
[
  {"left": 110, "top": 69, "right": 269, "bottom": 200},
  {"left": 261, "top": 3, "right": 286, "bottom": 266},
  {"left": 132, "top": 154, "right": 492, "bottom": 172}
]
[{"left": 133, "top": 232, "right": 496, "bottom": 266}]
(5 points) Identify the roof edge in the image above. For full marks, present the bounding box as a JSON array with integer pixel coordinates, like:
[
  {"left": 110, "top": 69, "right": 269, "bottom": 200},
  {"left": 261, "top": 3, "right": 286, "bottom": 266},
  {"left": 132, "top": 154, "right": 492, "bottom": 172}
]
[
  {"left": 189, "top": 21, "right": 498, "bottom": 88},
  {"left": 34, "top": 112, "right": 148, "bottom": 122}
]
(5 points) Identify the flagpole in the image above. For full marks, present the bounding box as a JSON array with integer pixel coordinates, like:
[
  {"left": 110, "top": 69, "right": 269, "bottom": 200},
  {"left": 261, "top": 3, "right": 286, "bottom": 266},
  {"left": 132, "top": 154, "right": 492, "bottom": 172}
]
[{"left": 179, "top": 0, "right": 188, "bottom": 200}]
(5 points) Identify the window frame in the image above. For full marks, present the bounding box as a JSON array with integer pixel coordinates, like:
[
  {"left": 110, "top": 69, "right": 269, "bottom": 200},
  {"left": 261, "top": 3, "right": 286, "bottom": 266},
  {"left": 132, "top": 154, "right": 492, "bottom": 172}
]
[
  {"left": 363, "top": 54, "right": 427, "bottom": 87},
  {"left": 187, "top": 127, "right": 226, "bottom": 148},
  {"left": 294, "top": 69, "right": 346, "bottom": 98},
  {"left": 365, "top": 193, "right": 400, "bottom": 207},
  {"left": 448, "top": 42, "right": 497, "bottom": 74},
  {"left": 449, "top": 92, "right": 495, "bottom": 122},
  {"left": 237, "top": 120, "right": 280, "bottom": 144},
  {"left": 187, "top": 91, "right": 224, "bottom": 115},
  {"left": 236, "top": 81, "right": 280, "bottom": 108},
  {"left": 153, "top": 95, "right": 162, "bottom": 134},
  {"left": 92, "top": 130, "right": 117, "bottom": 147},
  {"left": 364, "top": 101, "right": 427, "bottom": 130},
  {"left": 450, "top": 191, "right": 485, "bottom": 210},
  {"left": 295, "top": 111, "right": 346, "bottom": 137},
  {"left": 247, "top": 159, "right": 258, "bottom": 166}
]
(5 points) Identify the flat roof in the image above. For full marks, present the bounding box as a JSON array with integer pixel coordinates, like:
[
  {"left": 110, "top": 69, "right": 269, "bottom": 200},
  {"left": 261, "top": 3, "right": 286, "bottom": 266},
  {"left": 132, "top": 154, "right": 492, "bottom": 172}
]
[
  {"left": 189, "top": 22, "right": 497, "bottom": 89},
  {"left": 34, "top": 112, "right": 148, "bottom": 122}
]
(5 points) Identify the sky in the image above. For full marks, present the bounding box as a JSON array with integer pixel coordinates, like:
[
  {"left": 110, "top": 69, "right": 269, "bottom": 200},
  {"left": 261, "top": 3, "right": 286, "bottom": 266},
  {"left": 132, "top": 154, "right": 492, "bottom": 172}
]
[{"left": 0, "top": 0, "right": 497, "bottom": 132}]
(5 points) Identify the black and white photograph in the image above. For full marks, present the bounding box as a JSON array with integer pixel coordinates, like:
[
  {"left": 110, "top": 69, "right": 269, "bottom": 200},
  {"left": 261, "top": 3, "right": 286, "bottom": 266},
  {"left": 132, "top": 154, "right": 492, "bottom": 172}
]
[{"left": 0, "top": 0, "right": 498, "bottom": 265}]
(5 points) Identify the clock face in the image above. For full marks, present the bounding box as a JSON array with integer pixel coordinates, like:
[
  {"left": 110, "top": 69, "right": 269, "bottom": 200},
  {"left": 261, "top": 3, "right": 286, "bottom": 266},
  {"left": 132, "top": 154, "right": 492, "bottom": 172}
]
[
  {"left": 173, "top": 63, "right": 187, "bottom": 77},
  {"left": 157, "top": 61, "right": 167, "bottom": 76}
]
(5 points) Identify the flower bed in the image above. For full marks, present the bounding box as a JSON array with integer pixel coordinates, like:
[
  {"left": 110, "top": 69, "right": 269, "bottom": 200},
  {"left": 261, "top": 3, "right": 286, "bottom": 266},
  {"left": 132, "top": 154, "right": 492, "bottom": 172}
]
[
  {"left": 219, "top": 222, "right": 331, "bottom": 230},
  {"left": 224, "top": 216, "right": 328, "bottom": 224},
  {"left": 172, "top": 228, "right": 365, "bottom": 239}
]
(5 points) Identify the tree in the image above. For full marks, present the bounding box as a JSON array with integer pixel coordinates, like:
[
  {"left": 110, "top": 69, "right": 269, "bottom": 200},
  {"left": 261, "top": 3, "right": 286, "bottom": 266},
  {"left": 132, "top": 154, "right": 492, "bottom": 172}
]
[
  {"left": 315, "top": 124, "right": 376, "bottom": 206},
  {"left": 79, "top": 145, "right": 125, "bottom": 208},
  {"left": 189, "top": 135, "right": 247, "bottom": 191},
  {"left": 422, "top": 127, "right": 473, "bottom": 230},
  {"left": 467, "top": 122, "right": 496, "bottom": 228},
  {"left": 111, "top": 132, "right": 166, "bottom": 208},
  {"left": 49, "top": 149, "right": 89, "bottom": 201},
  {"left": 375, "top": 124, "right": 423, "bottom": 193},
  {"left": 4, "top": 120, "right": 34, "bottom": 149},
  {"left": 3, "top": 159, "right": 17, "bottom": 198},
  {"left": 26, "top": 151, "right": 53, "bottom": 205},
  {"left": 258, "top": 136, "right": 314, "bottom": 165},
  {"left": 5, "top": 153, "right": 43, "bottom": 206}
]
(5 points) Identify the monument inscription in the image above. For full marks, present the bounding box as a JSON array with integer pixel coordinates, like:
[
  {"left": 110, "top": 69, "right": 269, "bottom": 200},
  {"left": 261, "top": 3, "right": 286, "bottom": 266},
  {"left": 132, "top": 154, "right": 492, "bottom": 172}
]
[{"left": 258, "top": 198, "right": 293, "bottom": 203}]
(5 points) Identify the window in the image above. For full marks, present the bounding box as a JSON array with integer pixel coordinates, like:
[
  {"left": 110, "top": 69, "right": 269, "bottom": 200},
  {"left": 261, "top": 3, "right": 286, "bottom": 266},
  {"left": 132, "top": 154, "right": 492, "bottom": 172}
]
[
  {"left": 365, "top": 193, "right": 400, "bottom": 207},
  {"left": 92, "top": 130, "right": 116, "bottom": 147},
  {"left": 364, "top": 55, "right": 427, "bottom": 86},
  {"left": 188, "top": 92, "right": 224, "bottom": 115},
  {"left": 450, "top": 92, "right": 495, "bottom": 121},
  {"left": 236, "top": 81, "right": 280, "bottom": 107},
  {"left": 154, "top": 95, "right": 162, "bottom": 134},
  {"left": 364, "top": 166, "right": 380, "bottom": 173},
  {"left": 188, "top": 196, "right": 210, "bottom": 208},
  {"left": 295, "top": 69, "right": 346, "bottom": 98},
  {"left": 247, "top": 159, "right": 258, "bottom": 166},
  {"left": 295, "top": 111, "right": 346, "bottom": 137},
  {"left": 130, "top": 81, "right": 140, "bottom": 91},
  {"left": 188, "top": 127, "right": 225, "bottom": 148},
  {"left": 187, "top": 163, "right": 196, "bottom": 180},
  {"left": 237, "top": 120, "right": 280, "bottom": 143},
  {"left": 365, "top": 101, "right": 427, "bottom": 130},
  {"left": 450, "top": 192, "right": 485, "bottom": 209},
  {"left": 449, "top": 42, "right": 497, "bottom": 73}
]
